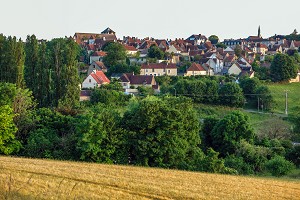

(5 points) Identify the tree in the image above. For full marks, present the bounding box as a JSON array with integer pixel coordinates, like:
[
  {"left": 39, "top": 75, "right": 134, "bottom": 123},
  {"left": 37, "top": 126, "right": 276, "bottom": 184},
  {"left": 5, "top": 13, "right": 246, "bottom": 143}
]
[
  {"left": 234, "top": 45, "right": 242, "bottom": 57},
  {"left": 24, "top": 108, "right": 79, "bottom": 160},
  {"left": 200, "top": 117, "right": 220, "bottom": 150},
  {"left": 0, "top": 105, "right": 21, "bottom": 155},
  {"left": 218, "top": 83, "right": 245, "bottom": 107},
  {"left": 90, "top": 88, "right": 130, "bottom": 106},
  {"left": 103, "top": 42, "right": 127, "bottom": 67},
  {"left": 122, "top": 96, "right": 202, "bottom": 169},
  {"left": 216, "top": 43, "right": 227, "bottom": 49},
  {"left": 208, "top": 35, "right": 219, "bottom": 45},
  {"left": 211, "top": 111, "right": 255, "bottom": 156},
  {"left": 0, "top": 35, "right": 25, "bottom": 86},
  {"left": 270, "top": 54, "right": 298, "bottom": 82},
  {"left": 236, "top": 140, "right": 271, "bottom": 173},
  {"left": 24, "top": 35, "right": 39, "bottom": 94},
  {"left": 76, "top": 106, "right": 122, "bottom": 163},
  {"left": 255, "top": 85, "right": 274, "bottom": 111},
  {"left": 257, "top": 117, "right": 292, "bottom": 140},
  {"left": 265, "top": 155, "right": 295, "bottom": 176},
  {"left": 147, "top": 45, "right": 164, "bottom": 60},
  {"left": 0, "top": 82, "right": 17, "bottom": 107},
  {"left": 239, "top": 77, "right": 260, "bottom": 97},
  {"left": 57, "top": 38, "right": 81, "bottom": 110}
]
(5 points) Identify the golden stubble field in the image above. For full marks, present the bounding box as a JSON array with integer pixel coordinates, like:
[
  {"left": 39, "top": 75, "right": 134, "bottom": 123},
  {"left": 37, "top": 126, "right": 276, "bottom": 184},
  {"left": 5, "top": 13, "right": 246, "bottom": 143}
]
[{"left": 0, "top": 156, "right": 299, "bottom": 199}]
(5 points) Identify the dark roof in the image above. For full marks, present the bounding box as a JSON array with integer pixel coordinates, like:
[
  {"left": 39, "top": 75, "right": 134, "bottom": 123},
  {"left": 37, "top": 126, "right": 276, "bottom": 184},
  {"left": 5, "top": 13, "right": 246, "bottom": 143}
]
[
  {"left": 120, "top": 73, "right": 154, "bottom": 85},
  {"left": 101, "top": 27, "right": 116, "bottom": 35},
  {"left": 80, "top": 90, "right": 92, "bottom": 97},
  {"left": 141, "top": 63, "right": 177, "bottom": 69}
]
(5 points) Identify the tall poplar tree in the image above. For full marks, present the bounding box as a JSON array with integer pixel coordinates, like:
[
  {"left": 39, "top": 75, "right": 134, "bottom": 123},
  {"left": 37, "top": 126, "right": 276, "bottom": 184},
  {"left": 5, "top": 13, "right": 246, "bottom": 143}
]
[{"left": 24, "top": 35, "right": 39, "bottom": 95}]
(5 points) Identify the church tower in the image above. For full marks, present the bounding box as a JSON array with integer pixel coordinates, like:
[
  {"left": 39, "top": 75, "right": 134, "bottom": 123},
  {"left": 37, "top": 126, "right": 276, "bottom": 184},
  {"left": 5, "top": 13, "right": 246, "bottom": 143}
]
[{"left": 258, "top": 25, "right": 261, "bottom": 38}]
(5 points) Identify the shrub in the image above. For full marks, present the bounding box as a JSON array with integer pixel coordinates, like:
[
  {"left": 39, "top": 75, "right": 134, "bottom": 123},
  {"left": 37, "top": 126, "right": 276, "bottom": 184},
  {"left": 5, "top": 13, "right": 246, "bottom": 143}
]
[{"left": 265, "top": 155, "right": 295, "bottom": 176}]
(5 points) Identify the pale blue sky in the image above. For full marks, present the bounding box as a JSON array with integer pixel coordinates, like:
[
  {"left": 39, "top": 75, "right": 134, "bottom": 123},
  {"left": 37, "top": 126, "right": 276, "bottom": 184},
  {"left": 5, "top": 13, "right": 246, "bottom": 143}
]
[{"left": 0, "top": 0, "right": 299, "bottom": 40}]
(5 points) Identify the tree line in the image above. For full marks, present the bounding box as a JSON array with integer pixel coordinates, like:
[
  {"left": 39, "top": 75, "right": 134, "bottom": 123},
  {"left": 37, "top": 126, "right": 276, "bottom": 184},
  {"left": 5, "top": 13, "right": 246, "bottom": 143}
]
[
  {"left": 1, "top": 82, "right": 299, "bottom": 177},
  {"left": 0, "top": 34, "right": 80, "bottom": 108}
]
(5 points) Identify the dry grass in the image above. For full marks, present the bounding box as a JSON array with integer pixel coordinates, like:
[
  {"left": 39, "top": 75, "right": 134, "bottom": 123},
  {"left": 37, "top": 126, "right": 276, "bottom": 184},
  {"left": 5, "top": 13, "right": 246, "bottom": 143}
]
[{"left": 0, "top": 156, "right": 299, "bottom": 200}]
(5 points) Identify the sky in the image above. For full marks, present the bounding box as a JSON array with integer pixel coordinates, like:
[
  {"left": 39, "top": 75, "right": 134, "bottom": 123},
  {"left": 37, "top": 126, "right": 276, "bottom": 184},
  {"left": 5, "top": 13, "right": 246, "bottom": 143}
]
[{"left": 0, "top": 0, "right": 299, "bottom": 41}]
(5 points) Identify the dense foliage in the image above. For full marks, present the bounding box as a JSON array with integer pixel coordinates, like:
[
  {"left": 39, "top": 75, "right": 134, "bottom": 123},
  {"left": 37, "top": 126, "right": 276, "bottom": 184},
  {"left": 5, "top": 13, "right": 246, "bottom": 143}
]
[{"left": 270, "top": 54, "right": 298, "bottom": 82}]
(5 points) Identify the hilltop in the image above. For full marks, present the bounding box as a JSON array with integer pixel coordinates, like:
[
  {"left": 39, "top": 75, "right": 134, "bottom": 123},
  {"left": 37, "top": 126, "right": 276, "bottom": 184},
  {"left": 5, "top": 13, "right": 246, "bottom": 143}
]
[{"left": 0, "top": 156, "right": 299, "bottom": 199}]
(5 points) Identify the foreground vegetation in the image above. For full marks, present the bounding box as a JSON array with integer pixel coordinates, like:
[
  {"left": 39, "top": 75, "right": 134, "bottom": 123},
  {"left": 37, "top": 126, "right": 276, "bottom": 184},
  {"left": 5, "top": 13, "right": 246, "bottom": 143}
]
[{"left": 0, "top": 156, "right": 299, "bottom": 200}]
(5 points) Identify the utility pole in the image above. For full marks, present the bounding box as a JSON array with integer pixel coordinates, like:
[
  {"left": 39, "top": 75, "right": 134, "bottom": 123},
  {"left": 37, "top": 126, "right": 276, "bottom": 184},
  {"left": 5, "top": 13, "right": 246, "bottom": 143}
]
[{"left": 285, "top": 90, "right": 288, "bottom": 115}]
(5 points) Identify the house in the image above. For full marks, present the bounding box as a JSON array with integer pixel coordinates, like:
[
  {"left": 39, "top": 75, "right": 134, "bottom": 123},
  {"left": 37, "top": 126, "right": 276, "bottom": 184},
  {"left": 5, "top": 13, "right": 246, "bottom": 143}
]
[
  {"left": 80, "top": 90, "right": 92, "bottom": 101},
  {"left": 124, "top": 45, "right": 138, "bottom": 55},
  {"left": 224, "top": 55, "right": 236, "bottom": 67},
  {"left": 90, "top": 51, "right": 107, "bottom": 64},
  {"left": 185, "top": 63, "right": 207, "bottom": 76},
  {"left": 73, "top": 29, "right": 117, "bottom": 45},
  {"left": 268, "top": 45, "right": 283, "bottom": 55},
  {"left": 140, "top": 63, "right": 177, "bottom": 76},
  {"left": 206, "top": 58, "right": 223, "bottom": 73},
  {"left": 256, "top": 43, "right": 268, "bottom": 55},
  {"left": 87, "top": 61, "right": 107, "bottom": 75},
  {"left": 186, "top": 34, "right": 207, "bottom": 45},
  {"left": 101, "top": 27, "right": 116, "bottom": 35},
  {"left": 228, "top": 62, "right": 242, "bottom": 75},
  {"left": 224, "top": 47, "right": 235, "bottom": 55},
  {"left": 82, "top": 70, "right": 110, "bottom": 89},
  {"left": 228, "top": 62, "right": 254, "bottom": 77},
  {"left": 119, "top": 73, "right": 159, "bottom": 93},
  {"left": 223, "top": 39, "right": 245, "bottom": 47}
]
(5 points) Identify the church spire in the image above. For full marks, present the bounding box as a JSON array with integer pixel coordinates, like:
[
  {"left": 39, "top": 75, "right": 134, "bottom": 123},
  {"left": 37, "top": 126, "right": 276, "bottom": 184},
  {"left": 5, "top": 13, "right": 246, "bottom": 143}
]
[{"left": 258, "top": 25, "right": 261, "bottom": 38}]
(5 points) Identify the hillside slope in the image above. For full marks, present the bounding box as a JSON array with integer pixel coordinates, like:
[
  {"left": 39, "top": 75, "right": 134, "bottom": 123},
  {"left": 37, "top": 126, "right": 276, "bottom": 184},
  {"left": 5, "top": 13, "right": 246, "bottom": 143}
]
[{"left": 0, "top": 156, "right": 299, "bottom": 199}]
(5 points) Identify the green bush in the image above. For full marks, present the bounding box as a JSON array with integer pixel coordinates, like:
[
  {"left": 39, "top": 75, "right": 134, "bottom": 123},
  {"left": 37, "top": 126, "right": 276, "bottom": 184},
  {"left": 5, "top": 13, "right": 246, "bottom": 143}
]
[
  {"left": 224, "top": 155, "right": 254, "bottom": 175},
  {"left": 265, "top": 155, "right": 295, "bottom": 177}
]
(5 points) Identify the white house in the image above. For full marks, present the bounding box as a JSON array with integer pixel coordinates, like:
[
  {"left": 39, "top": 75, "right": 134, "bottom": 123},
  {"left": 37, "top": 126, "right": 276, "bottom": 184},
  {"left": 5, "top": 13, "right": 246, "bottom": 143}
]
[
  {"left": 82, "top": 70, "right": 110, "bottom": 89},
  {"left": 185, "top": 63, "right": 207, "bottom": 76}
]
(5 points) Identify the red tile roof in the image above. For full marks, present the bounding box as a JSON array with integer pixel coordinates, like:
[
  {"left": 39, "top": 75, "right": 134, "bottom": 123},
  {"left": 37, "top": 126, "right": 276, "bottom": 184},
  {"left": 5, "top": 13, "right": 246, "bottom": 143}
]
[
  {"left": 124, "top": 45, "right": 137, "bottom": 51},
  {"left": 187, "top": 63, "right": 206, "bottom": 71},
  {"left": 141, "top": 63, "right": 177, "bottom": 69},
  {"left": 90, "top": 71, "right": 110, "bottom": 84},
  {"left": 91, "top": 51, "right": 107, "bottom": 57}
]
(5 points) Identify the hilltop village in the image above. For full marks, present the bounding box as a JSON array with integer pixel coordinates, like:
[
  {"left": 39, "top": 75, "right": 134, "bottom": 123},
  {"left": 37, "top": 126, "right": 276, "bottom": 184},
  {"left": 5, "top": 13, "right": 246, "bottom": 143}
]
[{"left": 75, "top": 27, "right": 300, "bottom": 98}]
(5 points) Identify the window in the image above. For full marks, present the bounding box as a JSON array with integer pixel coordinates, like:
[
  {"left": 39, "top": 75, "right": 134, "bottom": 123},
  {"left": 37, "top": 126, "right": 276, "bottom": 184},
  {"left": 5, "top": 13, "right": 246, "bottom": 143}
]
[
  {"left": 163, "top": 68, "right": 166, "bottom": 72},
  {"left": 152, "top": 68, "right": 155, "bottom": 72},
  {"left": 168, "top": 70, "right": 170, "bottom": 73},
  {"left": 93, "top": 65, "right": 96, "bottom": 68},
  {"left": 146, "top": 69, "right": 148, "bottom": 72},
  {"left": 89, "top": 79, "right": 91, "bottom": 83}
]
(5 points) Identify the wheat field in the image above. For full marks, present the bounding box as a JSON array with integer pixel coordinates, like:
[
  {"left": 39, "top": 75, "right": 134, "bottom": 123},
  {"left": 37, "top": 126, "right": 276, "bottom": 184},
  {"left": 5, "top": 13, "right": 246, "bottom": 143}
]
[{"left": 0, "top": 156, "right": 299, "bottom": 199}]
